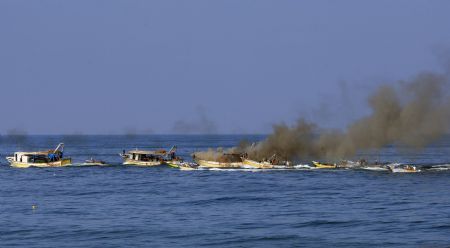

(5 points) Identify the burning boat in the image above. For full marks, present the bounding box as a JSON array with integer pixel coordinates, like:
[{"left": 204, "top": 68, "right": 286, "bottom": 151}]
[
  {"left": 241, "top": 154, "right": 291, "bottom": 169},
  {"left": 120, "top": 148, "right": 166, "bottom": 166},
  {"left": 194, "top": 153, "right": 243, "bottom": 168},
  {"left": 6, "top": 143, "right": 71, "bottom": 168}
]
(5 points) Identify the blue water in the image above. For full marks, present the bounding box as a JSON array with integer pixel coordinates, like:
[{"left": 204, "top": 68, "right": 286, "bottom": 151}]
[{"left": 1, "top": 135, "right": 449, "bottom": 247}]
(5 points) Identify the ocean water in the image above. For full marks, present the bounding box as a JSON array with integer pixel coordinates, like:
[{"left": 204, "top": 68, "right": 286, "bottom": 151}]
[{"left": 0, "top": 135, "right": 449, "bottom": 247}]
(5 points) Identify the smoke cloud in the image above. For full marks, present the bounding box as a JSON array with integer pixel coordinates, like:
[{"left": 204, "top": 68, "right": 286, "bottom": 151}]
[
  {"left": 247, "top": 72, "right": 450, "bottom": 161},
  {"left": 195, "top": 71, "right": 450, "bottom": 162}
]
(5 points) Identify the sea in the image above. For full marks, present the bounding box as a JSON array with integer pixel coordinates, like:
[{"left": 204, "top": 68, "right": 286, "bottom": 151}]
[{"left": 0, "top": 135, "right": 449, "bottom": 247}]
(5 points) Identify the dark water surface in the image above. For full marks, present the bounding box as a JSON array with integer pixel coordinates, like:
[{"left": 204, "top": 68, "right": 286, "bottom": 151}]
[{"left": 1, "top": 135, "right": 449, "bottom": 247}]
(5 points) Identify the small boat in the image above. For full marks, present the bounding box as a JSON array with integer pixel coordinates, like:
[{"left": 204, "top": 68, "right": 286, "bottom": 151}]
[
  {"left": 312, "top": 161, "right": 337, "bottom": 169},
  {"left": 6, "top": 143, "right": 71, "bottom": 168},
  {"left": 120, "top": 149, "right": 166, "bottom": 166},
  {"left": 81, "top": 158, "right": 108, "bottom": 166},
  {"left": 166, "top": 159, "right": 198, "bottom": 170},
  {"left": 166, "top": 160, "right": 181, "bottom": 168},
  {"left": 388, "top": 164, "right": 419, "bottom": 173}
]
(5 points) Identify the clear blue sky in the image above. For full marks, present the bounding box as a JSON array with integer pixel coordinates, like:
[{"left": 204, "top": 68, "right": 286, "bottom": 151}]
[{"left": 1, "top": 0, "right": 449, "bottom": 134}]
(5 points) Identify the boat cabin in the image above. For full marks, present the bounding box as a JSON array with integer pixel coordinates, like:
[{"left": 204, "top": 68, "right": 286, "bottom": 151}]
[
  {"left": 125, "top": 150, "right": 166, "bottom": 162},
  {"left": 12, "top": 150, "right": 64, "bottom": 164}
]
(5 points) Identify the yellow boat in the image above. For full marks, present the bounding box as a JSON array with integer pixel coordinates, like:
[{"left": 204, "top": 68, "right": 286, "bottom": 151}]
[
  {"left": 166, "top": 161, "right": 181, "bottom": 168},
  {"left": 120, "top": 149, "right": 165, "bottom": 166},
  {"left": 6, "top": 143, "right": 72, "bottom": 168},
  {"left": 196, "top": 159, "right": 242, "bottom": 168},
  {"left": 312, "top": 161, "right": 337, "bottom": 169},
  {"left": 166, "top": 160, "right": 198, "bottom": 170},
  {"left": 242, "top": 159, "right": 275, "bottom": 169}
]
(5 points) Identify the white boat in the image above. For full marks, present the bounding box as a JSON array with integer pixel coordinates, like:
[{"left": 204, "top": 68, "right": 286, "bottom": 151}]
[
  {"left": 120, "top": 149, "right": 166, "bottom": 166},
  {"left": 6, "top": 143, "right": 71, "bottom": 168}
]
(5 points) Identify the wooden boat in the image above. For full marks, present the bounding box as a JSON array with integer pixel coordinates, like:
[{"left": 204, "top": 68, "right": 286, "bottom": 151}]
[
  {"left": 194, "top": 152, "right": 243, "bottom": 168},
  {"left": 166, "top": 160, "right": 181, "bottom": 168},
  {"left": 312, "top": 161, "right": 337, "bottom": 169},
  {"left": 242, "top": 159, "right": 275, "bottom": 169},
  {"left": 195, "top": 159, "right": 242, "bottom": 168},
  {"left": 166, "top": 159, "right": 199, "bottom": 170},
  {"left": 120, "top": 149, "right": 165, "bottom": 166},
  {"left": 6, "top": 143, "right": 71, "bottom": 168}
]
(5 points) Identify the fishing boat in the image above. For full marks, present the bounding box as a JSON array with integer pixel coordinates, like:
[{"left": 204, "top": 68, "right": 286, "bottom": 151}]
[
  {"left": 388, "top": 164, "right": 419, "bottom": 173},
  {"left": 196, "top": 160, "right": 242, "bottom": 168},
  {"left": 194, "top": 153, "right": 243, "bottom": 168},
  {"left": 6, "top": 143, "right": 71, "bottom": 168},
  {"left": 242, "top": 159, "right": 276, "bottom": 169},
  {"left": 120, "top": 149, "right": 166, "bottom": 166},
  {"left": 241, "top": 154, "right": 291, "bottom": 169},
  {"left": 312, "top": 161, "right": 337, "bottom": 169}
]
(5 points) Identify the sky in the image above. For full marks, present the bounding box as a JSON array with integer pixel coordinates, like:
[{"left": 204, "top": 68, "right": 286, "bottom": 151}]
[{"left": 1, "top": 0, "right": 450, "bottom": 134}]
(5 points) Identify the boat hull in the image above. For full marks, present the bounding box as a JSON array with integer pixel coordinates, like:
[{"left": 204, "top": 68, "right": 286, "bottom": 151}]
[
  {"left": 242, "top": 159, "right": 275, "bottom": 169},
  {"left": 8, "top": 158, "right": 72, "bottom": 168},
  {"left": 123, "top": 158, "right": 162, "bottom": 166},
  {"left": 166, "top": 161, "right": 181, "bottom": 168},
  {"left": 196, "top": 160, "right": 242, "bottom": 168}
]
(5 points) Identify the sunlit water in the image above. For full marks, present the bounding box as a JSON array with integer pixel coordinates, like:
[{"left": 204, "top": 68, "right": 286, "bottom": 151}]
[{"left": 1, "top": 135, "right": 449, "bottom": 247}]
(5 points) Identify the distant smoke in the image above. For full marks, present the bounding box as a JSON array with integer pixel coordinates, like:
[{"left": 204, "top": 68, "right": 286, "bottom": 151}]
[
  {"left": 5, "top": 128, "right": 29, "bottom": 146},
  {"left": 122, "top": 127, "right": 154, "bottom": 139},
  {"left": 172, "top": 106, "right": 217, "bottom": 134},
  {"left": 195, "top": 71, "right": 450, "bottom": 162}
]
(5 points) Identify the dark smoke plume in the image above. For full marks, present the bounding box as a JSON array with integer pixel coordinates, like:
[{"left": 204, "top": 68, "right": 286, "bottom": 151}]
[
  {"left": 195, "top": 72, "right": 450, "bottom": 161},
  {"left": 246, "top": 72, "right": 450, "bottom": 161}
]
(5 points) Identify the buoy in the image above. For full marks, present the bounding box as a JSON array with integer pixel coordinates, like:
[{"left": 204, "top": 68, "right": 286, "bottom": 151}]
[{"left": 32, "top": 204, "right": 37, "bottom": 210}]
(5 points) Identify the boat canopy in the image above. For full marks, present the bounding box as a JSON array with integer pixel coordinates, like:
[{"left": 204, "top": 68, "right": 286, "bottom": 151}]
[
  {"left": 15, "top": 151, "right": 50, "bottom": 156},
  {"left": 127, "top": 150, "right": 167, "bottom": 155}
]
